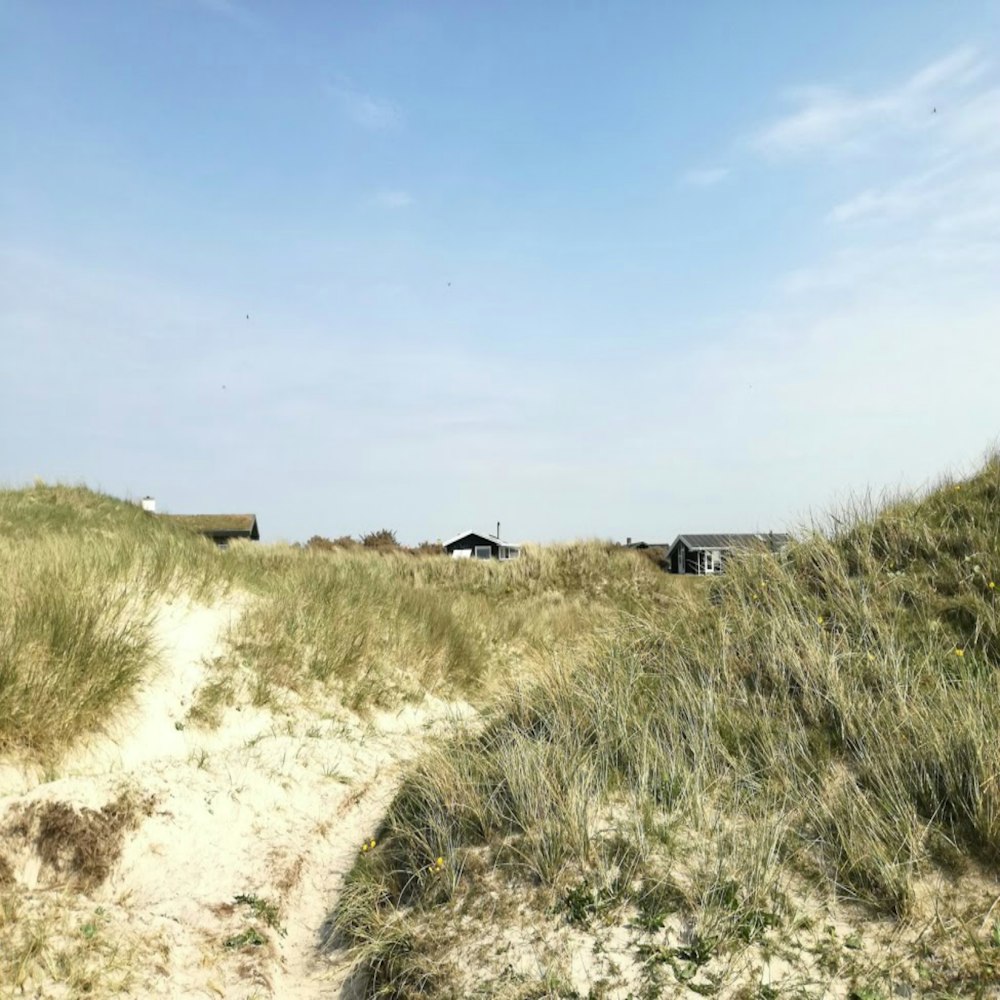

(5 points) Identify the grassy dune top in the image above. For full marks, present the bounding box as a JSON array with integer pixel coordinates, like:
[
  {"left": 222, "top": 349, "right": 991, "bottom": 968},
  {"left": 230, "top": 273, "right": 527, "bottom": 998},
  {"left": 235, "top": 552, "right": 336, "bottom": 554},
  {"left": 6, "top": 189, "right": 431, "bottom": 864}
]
[
  {"left": 0, "top": 482, "right": 677, "bottom": 761},
  {"left": 334, "top": 458, "right": 1000, "bottom": 998}
]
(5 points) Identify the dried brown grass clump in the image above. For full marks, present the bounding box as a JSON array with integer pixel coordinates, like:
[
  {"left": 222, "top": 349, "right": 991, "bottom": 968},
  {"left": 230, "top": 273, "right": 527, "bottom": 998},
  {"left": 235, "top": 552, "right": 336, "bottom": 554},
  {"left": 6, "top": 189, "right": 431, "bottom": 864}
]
[
  {"left": 5, "top": 790, "right": 155, "bottom": 889},
  {"left": 411, "top": 541, "right": 446, "bottom": 556},
  {"left": 361, "top": 528, "right": 399, "bottom": 550},
  {"left": 307, "top": 531, "right": 446, "bottom": 556},
  {"left": 306, "top": 534, "right": 359, "bottom": 551},
  {"left": 0, "top": 853, "right": 13, "bottom": 887}
]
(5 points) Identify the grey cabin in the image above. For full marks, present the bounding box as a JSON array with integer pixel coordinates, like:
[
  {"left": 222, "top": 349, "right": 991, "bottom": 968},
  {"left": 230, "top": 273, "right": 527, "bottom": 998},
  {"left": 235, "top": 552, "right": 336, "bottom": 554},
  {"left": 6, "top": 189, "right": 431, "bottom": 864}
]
[{"left": 666, "top": 533, "right": 790, "bottom": 575}]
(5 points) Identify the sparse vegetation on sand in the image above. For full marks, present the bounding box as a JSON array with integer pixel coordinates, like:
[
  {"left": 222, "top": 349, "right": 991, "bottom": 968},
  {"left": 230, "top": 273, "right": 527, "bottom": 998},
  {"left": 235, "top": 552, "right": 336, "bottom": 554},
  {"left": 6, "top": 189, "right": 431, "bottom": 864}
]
[
  {"left": 0, "top": 485, "right": 228, "bottom": 761},
  {"left": 8, "top": 462, "right": 1000, "bottom": 997},
  {"left": 0, "top": 483, "right": 673, "bottom": 759},
  {"left": 333, "top": 457, "right": 1000, "bottom": 998},
  {"left": 207, "top": 536, "right": 680, "bottom": 717},
  {"left": 0, "top": 482, "right": 677, "bottom": 997}
]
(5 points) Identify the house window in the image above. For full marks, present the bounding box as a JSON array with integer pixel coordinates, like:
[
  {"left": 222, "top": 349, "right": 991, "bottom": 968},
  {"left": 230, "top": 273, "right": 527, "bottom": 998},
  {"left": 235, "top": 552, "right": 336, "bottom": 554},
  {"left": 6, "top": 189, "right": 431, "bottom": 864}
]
[{"left": 474, "top": 546, "right": 492, "bottom": 559}]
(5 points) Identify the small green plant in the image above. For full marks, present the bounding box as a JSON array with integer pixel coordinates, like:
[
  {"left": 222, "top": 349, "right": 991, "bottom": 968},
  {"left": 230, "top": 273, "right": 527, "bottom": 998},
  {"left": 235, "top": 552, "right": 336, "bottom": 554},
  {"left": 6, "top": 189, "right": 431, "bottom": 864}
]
[
  {"left": 676, "top": 933, "right": 717, "bottom": 967},
  {"left": 848, "top": 989, "right": 884, "bottom": 1000},
  {"left": 561, "top": 878, "right": 598, "bottom": 925},
  {"left": 223, "top": 927, "right": 265, "bottom": 950},
  {"left": 233, "top": 893, "right": 283, "bottom": 933}
]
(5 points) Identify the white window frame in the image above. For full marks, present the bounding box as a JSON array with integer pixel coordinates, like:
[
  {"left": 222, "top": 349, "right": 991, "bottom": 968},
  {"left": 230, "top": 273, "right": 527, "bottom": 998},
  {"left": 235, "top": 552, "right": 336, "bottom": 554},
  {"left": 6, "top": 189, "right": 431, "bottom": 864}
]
[
  {"left": 474, "top": 545, "right": 492, "bottom": 560},
  {"left": 701, "top": 549, "right": 722, "bottom": 574}
]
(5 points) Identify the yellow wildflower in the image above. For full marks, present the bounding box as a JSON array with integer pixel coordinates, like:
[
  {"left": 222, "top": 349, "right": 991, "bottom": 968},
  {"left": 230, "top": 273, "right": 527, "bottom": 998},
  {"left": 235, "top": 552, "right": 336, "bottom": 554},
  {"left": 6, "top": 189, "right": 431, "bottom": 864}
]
[
  {"left": 436, "top": 857, "right": 444, "bottom": 866},
  {"left": 990, "top": 581, "right": 996, "bottom": 590},
  {"left": 955, "top": 648, "right": 965, "bottom": 657}
]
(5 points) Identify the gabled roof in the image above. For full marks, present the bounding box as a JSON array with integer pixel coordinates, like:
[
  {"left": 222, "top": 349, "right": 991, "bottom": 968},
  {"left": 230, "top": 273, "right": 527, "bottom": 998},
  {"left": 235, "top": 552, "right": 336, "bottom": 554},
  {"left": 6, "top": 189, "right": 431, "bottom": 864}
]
[
  {"left": 164, "top": 514, "right": 260, "bottom": 540},
  {"left": 443, "top": 529, "right": 518, "bottom": 548},
  {"left": 669, "top": 532, "right": 790, "bottom": 552}
]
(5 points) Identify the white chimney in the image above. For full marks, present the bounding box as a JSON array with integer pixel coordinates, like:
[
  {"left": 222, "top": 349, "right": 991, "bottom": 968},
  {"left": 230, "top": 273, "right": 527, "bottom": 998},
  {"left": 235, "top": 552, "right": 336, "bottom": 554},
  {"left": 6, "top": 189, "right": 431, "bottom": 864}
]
[{"left": 141, "top": 496, "right": 156, "bottom": 514}]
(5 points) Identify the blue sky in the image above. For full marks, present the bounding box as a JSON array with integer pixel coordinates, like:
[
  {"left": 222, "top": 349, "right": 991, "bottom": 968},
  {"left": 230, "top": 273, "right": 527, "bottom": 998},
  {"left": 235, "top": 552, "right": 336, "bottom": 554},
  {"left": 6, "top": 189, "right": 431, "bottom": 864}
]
[{"left": 3, "top": 1, "right": 1000, "bottom": 543}]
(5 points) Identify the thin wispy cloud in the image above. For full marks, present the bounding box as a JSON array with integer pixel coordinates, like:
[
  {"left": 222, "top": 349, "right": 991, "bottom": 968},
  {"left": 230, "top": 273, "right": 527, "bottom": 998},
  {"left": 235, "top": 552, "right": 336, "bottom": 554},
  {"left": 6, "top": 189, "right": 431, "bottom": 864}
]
[
  {"left": 679, "top": 166, "right": 730, "bottom": 188},
  {"left": 811, "top": 56, "right": 1000, "bottom": 234},
  {"left": 753, "top": 46, "right": 987, "bottom": 157},
  {"left": 372, "top": 190, "right": 413, "bottom": 209},
  {"left": 328, "top": 83, "right": 399, "bottom": 131},
  {"left": 676, "top": 44, "right": 1000, "bottom": 519},
  {"left": 192, "top": 0, "right": 240, "bottom": 13},
  {"left": 188, "top": 0, "right": 258, "bottom": 27},
  {"left": 826, "top": 163, "right": 952, "bottom": 225}
]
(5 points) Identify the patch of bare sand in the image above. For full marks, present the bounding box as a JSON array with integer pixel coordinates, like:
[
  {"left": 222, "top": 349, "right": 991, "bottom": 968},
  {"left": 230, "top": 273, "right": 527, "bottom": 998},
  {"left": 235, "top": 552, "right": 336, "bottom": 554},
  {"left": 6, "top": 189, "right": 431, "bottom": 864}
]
[{"left": 0, "top": 595, "right": 474, "bottom": 999}]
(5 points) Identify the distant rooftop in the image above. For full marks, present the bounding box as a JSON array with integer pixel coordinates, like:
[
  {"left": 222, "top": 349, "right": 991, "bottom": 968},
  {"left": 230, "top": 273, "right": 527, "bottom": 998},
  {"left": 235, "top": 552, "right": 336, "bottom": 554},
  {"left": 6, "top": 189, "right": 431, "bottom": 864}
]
[
  {"left": 162, "top": 514, "right": 260, "bottom": 540},
  {"left": 672, "top": 533, "right": 790, "bottom": 550}
]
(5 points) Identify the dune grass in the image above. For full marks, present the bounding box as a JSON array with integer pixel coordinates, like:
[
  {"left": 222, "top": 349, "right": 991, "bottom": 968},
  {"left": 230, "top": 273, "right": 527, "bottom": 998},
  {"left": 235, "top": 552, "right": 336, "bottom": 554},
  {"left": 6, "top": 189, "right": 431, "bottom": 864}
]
[
  {"left": 0, "top": 484, "right": 235, "bottom": 762},
  {"left": 0, "top": 482, "right": 676, "bottom": 759},
  {"left": 197, "top": 539, "right": 682, "bottom": 718},
  {"left": 332, "top": 458, "right": 1000, "bottom": 998},
  {"left": 11, "top": 467, "right": 1000, "bottom": 995}
]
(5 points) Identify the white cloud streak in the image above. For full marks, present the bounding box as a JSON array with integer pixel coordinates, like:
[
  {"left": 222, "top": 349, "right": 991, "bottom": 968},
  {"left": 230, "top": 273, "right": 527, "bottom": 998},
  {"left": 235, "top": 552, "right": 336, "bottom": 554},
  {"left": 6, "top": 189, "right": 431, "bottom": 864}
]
[
  {"left": 328, "top": 83, "right": 399, "bottom": 131},
  {"left": 669, "top": 45, "right": 1000, "bottom": 525},
  {"left": 372, "top": 190, "right": 413, "bottom": 209},
  {"left": 188, "top": 0, "right": 258, "bottom": 28},
  {"left": 753, "top": 46, "right": 987, "bottom": 157},
  {"left": 679, "top": 166, "right": 730, "bottom": 187}
]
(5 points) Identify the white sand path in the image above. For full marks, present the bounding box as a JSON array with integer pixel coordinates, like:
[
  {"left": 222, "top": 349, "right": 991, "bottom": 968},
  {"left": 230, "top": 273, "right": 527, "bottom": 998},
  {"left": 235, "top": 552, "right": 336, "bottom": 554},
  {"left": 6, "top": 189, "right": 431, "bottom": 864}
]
[{"left": 0, "top": 596, "right": 472, "bottom": 999}]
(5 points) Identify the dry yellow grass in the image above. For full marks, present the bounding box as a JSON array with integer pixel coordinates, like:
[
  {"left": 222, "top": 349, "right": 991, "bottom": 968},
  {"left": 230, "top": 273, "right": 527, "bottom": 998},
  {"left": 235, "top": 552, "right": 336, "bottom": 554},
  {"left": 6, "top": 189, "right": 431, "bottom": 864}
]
[{"left": 333, "top": 457, "right": 1000, "bottom": 998}]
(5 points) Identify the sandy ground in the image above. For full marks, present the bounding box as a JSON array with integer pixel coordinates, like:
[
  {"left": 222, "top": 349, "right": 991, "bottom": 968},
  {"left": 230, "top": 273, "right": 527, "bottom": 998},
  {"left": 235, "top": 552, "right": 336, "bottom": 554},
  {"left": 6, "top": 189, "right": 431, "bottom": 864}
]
[{"left": 0, "top": 596, "right": 472, "bottom": 999}]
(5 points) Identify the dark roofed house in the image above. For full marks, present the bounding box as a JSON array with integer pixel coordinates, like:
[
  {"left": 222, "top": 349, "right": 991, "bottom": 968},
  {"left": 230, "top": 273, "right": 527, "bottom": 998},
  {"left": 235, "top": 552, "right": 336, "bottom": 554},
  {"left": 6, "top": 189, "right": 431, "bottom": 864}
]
[
  {"left": 163, "top": 513, "right": 260, "bottom": 549},
  {"left": 666, "top": 532, "right": 790, "bottom": 575},
  {"left": 444, "top": 529, "right": 520, "bottom": 561}
]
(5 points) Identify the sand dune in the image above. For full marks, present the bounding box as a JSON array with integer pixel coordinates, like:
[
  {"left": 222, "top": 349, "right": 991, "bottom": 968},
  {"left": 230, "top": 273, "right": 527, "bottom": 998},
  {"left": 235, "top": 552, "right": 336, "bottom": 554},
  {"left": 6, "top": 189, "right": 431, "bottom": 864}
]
[{"left": 0, "top": 596, "right": 472, "bottom": 998}]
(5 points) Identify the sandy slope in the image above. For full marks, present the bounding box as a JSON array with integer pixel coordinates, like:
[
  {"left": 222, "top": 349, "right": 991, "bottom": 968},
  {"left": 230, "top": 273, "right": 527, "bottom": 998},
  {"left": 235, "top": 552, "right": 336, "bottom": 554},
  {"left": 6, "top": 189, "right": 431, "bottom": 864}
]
[{"left": 0, "top": 596, "right": 472, "bottom": 999}]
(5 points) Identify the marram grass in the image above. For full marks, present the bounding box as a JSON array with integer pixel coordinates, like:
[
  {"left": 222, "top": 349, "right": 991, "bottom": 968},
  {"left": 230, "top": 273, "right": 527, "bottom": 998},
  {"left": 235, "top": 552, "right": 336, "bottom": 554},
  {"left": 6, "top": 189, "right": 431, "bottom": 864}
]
[
  {"left": 0, "top": 481, "right": 674, "bottom": 759},
  {"left": 333, "top": 457, "right": 1000, "bottom": 997}
]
